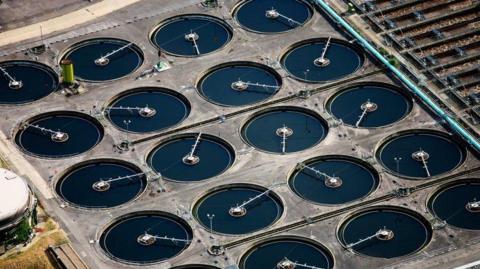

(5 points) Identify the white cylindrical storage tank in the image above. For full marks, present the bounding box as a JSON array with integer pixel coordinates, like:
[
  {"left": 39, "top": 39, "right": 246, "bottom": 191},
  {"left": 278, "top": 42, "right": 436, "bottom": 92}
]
[{"left": 0, "top": 168, "right": 33, "bottom": 231}]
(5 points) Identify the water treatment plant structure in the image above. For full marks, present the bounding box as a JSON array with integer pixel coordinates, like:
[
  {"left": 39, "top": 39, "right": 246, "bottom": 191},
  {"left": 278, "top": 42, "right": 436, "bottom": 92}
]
[{"left": 0, "top": 0, "right": 480, "bottom": 268}]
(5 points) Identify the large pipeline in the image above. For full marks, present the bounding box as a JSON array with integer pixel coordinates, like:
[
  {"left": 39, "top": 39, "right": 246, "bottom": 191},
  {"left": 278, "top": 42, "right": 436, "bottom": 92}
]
[{"left": 314, "top": 0, "right": 480, "bottom": 152}]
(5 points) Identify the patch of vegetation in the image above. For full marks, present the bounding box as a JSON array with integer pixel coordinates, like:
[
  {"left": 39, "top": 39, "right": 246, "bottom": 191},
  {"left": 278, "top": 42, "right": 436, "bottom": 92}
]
[{"left": 5, "top": 218, "right": 32, "bottom": 245}]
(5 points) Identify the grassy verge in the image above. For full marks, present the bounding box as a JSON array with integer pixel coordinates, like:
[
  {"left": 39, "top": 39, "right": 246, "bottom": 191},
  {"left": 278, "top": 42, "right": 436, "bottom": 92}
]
[{"left": 0, "top": 217, "right": 68, "bottom": 269}]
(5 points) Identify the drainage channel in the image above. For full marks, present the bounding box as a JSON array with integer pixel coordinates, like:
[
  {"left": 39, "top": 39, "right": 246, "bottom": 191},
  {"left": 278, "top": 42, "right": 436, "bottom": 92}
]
[
  {"left": 219, "top": 165, "right": 480, "bottom": 250},
  {"left": 130, "top": 69, "right": 384, "bottom": 146}
]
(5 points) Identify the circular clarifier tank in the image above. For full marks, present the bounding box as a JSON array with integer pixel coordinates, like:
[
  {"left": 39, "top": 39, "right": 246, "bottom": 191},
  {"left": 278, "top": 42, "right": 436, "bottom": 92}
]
[
  {"left": 15, "top": 111, "right": 103, "bottom": 158},
  {"left": 147, "top": 133, "right": 235, "bottom": 182},
  {"left": 241, "top": 106, "right": 328, "bottom": 154},
  {"left": 151, "top": 14, "right": 233, "bottom": 57},
  {"left": 105, "top": 87, "right": 190, "bottom": 133},
  {"left": 197, "top": 61, "right": 282, "bottom": 106},
  {"left": 289, "top": 155, "right": 379, "bottom": 205},
  {"left": 428, "top": 179, "right": 480, "bottom": 230},
  {"left": 326, "top": 83, "right": 412, "bottom": 128},
  {"left": 55, "top": 159, "right": 147, "bottom": 209},
  {"left": 233, "top": 0, "right": 313, "bottom": 34},
  {"left": 338, "top": 206, "right": 432, "bottom": 259},
  {"left": 99, "top": 211, "right": 192, "bottom": 264},
  {"left": 376, "top": 130, "right": 466, "bottom": 179},
  {"left": 193, "top": 184, "right": 283, "bottom": 235},
  {"left": 61, "top": 38, "right": 143, "bottom": 81},
  {"left": 281, "top": 38, "right": 364, "bottom": 83},
  {"left": 0, "top": 60, "right": 58, "bottom": 105},
  {"left": 239, "top": 236, "right": 334, "bottom": 269}
]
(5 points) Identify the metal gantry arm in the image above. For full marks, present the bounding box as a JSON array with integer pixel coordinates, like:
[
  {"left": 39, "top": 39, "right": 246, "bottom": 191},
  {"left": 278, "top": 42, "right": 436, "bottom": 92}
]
[
  {"left": 265, "top": 7, "right": 302, "bottom": 26},
  {"left": 346, "top": 232, "right": 378, "bottom": 249},
  {"left": 92, "top": 172, "right": 146, "bottom": 191},
  {"left": 319, "top": 37, "right": 331, "bottom": 61},
  {"left": 0, "top": 66, "right": 23, "bottom": 89},
  {"left": 277, "top": 257, "right": 325, "bottom": 269},
  {"left": 314, "top": 37, "right": 331, "bottom": 67},
  {"left": 137, "top": 232, "right": 191, "bottom": 246},
  {"left": 230, "top": 79, "right": 280, "bottom": 92},
  {"left": 281, "top": 128, "right": 287, "bottom": 154},
  {"left": 182, "top": 132, "right": 202, "bottom": 165},
  {"left": 275, "top": 124, "right": 293, "bottom": 154},
  {"left": 103, "top": 105, "right": 157, "bottom": 117},
  {"left": 297, "top": 162, "right": 343, "bottom": 188},
  {"left": 298, "top": 163, "right": 336, "bottom": 181},
  {"left": 185, "top": 30, "right": 201, "bottom": 55},
  {"left": 94, "top": 42, "right": 133, "bottom": 66},
  {"left": 229, "top": 183, "right": 283, "bottom": 217},
  {"left": 23, "top": 123, "right": 69, "bottom": 143},
  {"left": 346, "top": 227, "right": 394, "bottom": 249},
  {"left": 355, "top": 99, "right": 378, "bottom": 127},
  {"left": 411, "top": 148, "right": 431, "bottom": 177}
]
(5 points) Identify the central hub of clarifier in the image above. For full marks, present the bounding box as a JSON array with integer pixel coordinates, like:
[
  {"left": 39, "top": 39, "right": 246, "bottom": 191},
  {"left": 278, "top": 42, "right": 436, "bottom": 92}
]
[
  {"left": 231, "top": 80, "right": 249, "bottom": 91},
  {"left": 361, "top": 101, "right": 378, "bottom": 112},
  {"left": 277, "top": 259, "right": 296, "bottom": 269},
  {"left": 466, "top": 201, "right": 480, "bottom": 213},
  {"left": 313, "top": 57, "right": 330, "bottom": 67},
  {"left": 276, "top": 126, "right": 293, "bottom": 137},
  {"left": 137, "top": 233, "right": 156, "bottom": 246},
  {"left": 376, "top": 228, "right": 395, "bottom": 241},
  {"left": 265, "top": 9, "right": 280, "bottom": 19},
  {"left": 8, "top": 80, "right": 23, "bottom": 90},
  {"left": 324, "top": 177, "right": 343, "bottom": 188},
  {"left": 182, "top": 155, "right": 200, "bottom": 165},
  {"left": 138, "top": 106, "right": 157, "bottom": 117},
  {"left": 185, "top": 32, "right": 199, "bottom": 42},
  {"left": 94, "top": 57, "right": 110, "bottom": 66},
  {"left": 229, "top": 206, "right": 247, "bottom": 217},
  {"left": 92, "top": 180, "right": 111, "bottom": 192},
  {"left": 412, "top": 150, "right": 430, "bottom": 162},
  {"left": 51, "top": 132, "right": 69, "bottom": 143}
]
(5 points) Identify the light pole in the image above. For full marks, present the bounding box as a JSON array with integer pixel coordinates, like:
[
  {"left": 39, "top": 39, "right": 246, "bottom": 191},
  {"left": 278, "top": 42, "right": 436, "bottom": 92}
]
[
  {"left": 206, "top": 213, "right": 215, "bottom": 239},
  {"left": 123, "top": 119, "right": 131, "bottom": 140},
  {"left": 394, "top": 157, "right": 402, "bottom": 173},
  {"left": 303, "top": 69, "right": 310, "bottom": 82}
]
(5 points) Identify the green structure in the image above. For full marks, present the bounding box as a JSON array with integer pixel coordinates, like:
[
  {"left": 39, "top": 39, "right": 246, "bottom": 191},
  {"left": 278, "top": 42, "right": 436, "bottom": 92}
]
[{"left": 60, "top": 59, "right": 75, "bottom": 85}]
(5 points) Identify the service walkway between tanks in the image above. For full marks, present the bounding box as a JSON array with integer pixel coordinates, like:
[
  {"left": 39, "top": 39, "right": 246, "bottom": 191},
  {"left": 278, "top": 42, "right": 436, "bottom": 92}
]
[
  {"left": 0, "top": 130, "right": 52, "bottom": 199},
  {"left": 0, "top": 0, "right": 143, "bottom": 48}
]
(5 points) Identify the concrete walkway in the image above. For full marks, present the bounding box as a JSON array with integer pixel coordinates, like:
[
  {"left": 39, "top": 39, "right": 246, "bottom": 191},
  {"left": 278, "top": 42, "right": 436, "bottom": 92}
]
[{"left": 0, "top": 0, "right": 143, "bottom": 48}]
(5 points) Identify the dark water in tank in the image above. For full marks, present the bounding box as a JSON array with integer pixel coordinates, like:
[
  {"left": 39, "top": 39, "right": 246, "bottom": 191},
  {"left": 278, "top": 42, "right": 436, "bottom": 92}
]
[
  {"left": 152, "top": 16, "right": 232, "bottom": 56},
  {"left": 377, "top": 132, "right": 465, "bottom": 178},
  {"left": 235, "top": 0, "right": 312, "bottom": 33},
  {"left": 100, "top": 213, "right": 192, "bottom": 263},
  {"left": 240, "top": 239, "right": 334, "bottom": 269},
  {"left": 0, "top": 62, "right": 58, "bottom": 104},
  {"left": 282, "top": 41, "right": 363, "bottom": 82},
  {"left": 56, "top": 161, "right": 146, "bottom": 208},
  {"left": 194, "top": 187, "right": 283, "bottom": 234},
  {"left": 15, "top": 113, "right": 103, "bottom": 158},
  {"left": 290, "top": 158, "right": 378, "bottom": 204},
  {"left": 339, "top": 209, "right": 432, "bottom": 258},
  {"left": 198, "top": 63, "right": 280, "bottom": 106},
  {"left": 63, "top": 39, "right": 143, "bottom": 81},
  {"left": 429, "top": 181, "right": 480, "bottom": 230},
  {"left": 241, "top": 108, "right": 328, "bottom": 153},
  {"left": 328, "top": 85, "right": 412, "bottom": 128},
  {"left": 107, "top": 88, "right": 190, "bottom": 133},
  {"left": 147, "top": 135, "right": 234, "bottom": 182}
]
